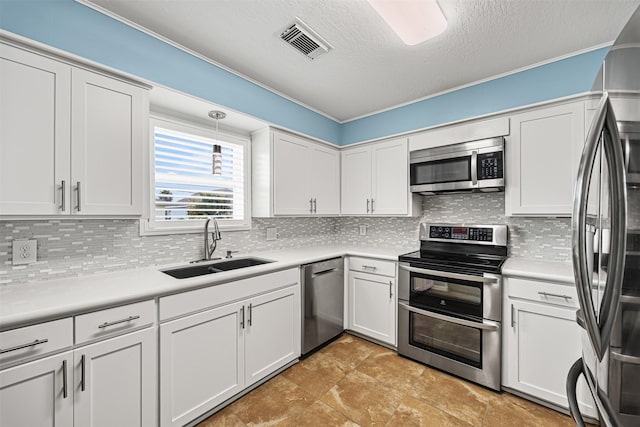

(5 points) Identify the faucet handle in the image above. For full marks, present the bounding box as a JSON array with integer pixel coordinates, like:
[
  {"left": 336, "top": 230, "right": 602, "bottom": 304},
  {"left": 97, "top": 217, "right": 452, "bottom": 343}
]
[{"left": 226, "top": 250, "right": 239, "bottom": 259}]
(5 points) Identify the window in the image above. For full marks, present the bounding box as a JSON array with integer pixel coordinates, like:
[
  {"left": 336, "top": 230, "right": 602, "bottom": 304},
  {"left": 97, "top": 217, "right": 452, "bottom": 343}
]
[{"left": 142, "top": 117, "right": 250, "bottom": 235}]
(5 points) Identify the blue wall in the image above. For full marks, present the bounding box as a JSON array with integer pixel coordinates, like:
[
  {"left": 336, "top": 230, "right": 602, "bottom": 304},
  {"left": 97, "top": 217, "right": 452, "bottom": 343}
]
[{"left": 0, "top": 0, "right": 608, "bottom": 146}]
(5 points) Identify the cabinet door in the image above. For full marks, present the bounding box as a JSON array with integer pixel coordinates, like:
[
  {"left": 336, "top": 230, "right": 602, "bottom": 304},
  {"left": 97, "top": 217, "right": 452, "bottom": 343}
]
[
  {"left": 0, "top": 44, "right": 71, "bottom": 215},
  {"left": 71, "top": 68, "right": 144, "bottom": 215},
  {"left": 341, "top": 146, "right": 371, "bottom": 215},
  {"left": 310, "top": 143, "right": 340, "bottom": 215},
  {"left": 505, "top": 299, "right": 597, "bottom": 418},
  {"left": 245, "top": 285, "right": 300, "bottom": 386},
  {"left": 348, "top": 271, "right": 396, "bottom": 345},
  {"left": 160, "top": 302, "right": 244, "bottom": 427},
  {"left": 74, "top": 328, "right": 155, "bottom": 427},
  {"left": 371, "top": 138, "right": 408, "bottom": 215},
  {"left": 0, "top": 351, "right": 73, "bottom": 427},
  {"left": 506, "top": 102, "right": 585, "bottom": 216},
  {"left": 272, "top": 131, "right": 312, "bottom": 215}
]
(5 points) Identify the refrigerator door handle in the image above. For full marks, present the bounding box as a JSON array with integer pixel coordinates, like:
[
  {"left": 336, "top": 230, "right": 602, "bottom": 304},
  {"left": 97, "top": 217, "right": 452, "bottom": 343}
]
[
  {"left": 566, "top": 358, "right": 587, "bottom": 427},
  {"left": 572, "top": 92, "right": 627, "bottom": 361}
]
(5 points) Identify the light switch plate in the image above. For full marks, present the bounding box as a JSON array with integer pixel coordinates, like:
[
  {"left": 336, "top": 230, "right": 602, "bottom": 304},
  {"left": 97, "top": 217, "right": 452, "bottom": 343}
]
[
  {"left": 266, "top": 227, "right": 278, "bottom": 241},
  {"left": 12, "top": 239, "right": 37, "bottom": 265}
]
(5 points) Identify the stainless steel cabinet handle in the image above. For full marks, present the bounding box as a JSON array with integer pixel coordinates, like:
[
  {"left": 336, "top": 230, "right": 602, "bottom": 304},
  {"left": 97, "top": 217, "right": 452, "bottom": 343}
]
[
  {"left": 398, "top": 302, "right": 499, "bottom": 331},
  {"left": 538, "top": 291, "right": 573, "bottom": 300},
  {"left": 240, "top": 306, "right": 245, "bottom": 329},
  {"left": 389, "top": 281, "right": 393, "bottom": 299},
  {"left": 61, "top": 180, "right": 66, "bottom": 212},
  {"left": 76, "top": 181, "right": 81, "bottom": 212},
  {"left": 248, "top": 303, "right": 253, "bottom": 326},
  {"left": 97, "top": 315, "right": 140, "bottom": 329},
  {"left": 80, "top": 354, "right": 86, "bottom": 392},
  {"left": 511, "top": 304, "right": 515, "bottom": 328},
  {"left": 371, "top": 198, "right": 375, "bottom": 213},
  {"left": 0, "top": 338, "right": 49, "bottom": 354},
  {"left": 309, "top": 198, "right": 313, "bottom": 213},
  {"left": 366, "top": 199, "right": 370, "bottom": 213},
  {"left": 62, "top": 360, "right": 68, "bottom": 399},
  {"left": 313, "top": 198, "right": 317, "bottom": 213},
  {"left": 362, "top": 265, "right": 377, "bottom": 271}
]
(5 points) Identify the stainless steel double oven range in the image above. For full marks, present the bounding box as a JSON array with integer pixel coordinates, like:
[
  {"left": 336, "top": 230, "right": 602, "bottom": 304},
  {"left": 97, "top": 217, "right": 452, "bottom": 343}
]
[{"left": 398, "top": 223, "right": 508, "bottom": 391}]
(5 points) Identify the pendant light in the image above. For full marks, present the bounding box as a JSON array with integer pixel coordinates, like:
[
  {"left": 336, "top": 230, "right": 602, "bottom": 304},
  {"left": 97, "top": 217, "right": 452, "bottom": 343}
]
[{"left": 208, "top": 110, "right": 226, "bottom": 175}]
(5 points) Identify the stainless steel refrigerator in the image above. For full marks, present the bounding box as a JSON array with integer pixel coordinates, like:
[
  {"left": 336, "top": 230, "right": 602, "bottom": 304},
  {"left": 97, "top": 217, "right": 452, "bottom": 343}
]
[{"left": 567, "top": 5, "right": 640, "bottom": 426}]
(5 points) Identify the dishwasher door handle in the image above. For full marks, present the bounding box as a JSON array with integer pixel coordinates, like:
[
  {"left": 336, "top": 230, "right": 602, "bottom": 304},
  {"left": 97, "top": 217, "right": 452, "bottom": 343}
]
[{"left": 311, "top": 268, "right": 339, "bottom": 278}]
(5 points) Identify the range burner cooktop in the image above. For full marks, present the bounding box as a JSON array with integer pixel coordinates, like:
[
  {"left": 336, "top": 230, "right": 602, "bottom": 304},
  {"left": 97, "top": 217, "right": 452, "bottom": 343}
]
[{"left": 399, "top": 223, "right": 509, "bottom": 275}]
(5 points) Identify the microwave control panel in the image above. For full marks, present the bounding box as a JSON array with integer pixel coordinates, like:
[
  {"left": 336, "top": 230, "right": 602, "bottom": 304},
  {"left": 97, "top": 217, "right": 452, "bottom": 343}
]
[
  {"left": 477, "top": 152, "right": 503, "bottom": 180},
  {"left": 429, "top": 226, "right": 494, "bottom": 242}
]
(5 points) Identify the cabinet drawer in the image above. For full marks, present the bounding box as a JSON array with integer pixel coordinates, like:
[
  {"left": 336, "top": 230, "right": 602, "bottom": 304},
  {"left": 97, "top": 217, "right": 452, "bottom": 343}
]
[
  {"left": 506, "top": 277, "right": 578, "bottom": 308},
  {"left": 0, "top": 318, "right": 73, "bottom": 366},
  {"left": 75, "top": 300, "right": 155, "bottom": 344},
  {"left": 349, "top": 257, "right": 396, "bottom": 277}
]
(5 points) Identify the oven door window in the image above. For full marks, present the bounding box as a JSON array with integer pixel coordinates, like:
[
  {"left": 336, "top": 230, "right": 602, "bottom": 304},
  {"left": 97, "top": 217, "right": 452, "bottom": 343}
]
[
  {"left": 410, "top": 273, "right": 483, "bottom": 319},
  {"left": 409, "top": 312, "right": 482, "bottom": 368},
  {"left": 410, "top": 156, "right": 471, "bottom": 185}
]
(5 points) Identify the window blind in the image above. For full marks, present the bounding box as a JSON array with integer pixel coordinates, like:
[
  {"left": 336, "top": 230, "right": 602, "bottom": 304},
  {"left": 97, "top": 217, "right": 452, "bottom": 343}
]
[{"left": 153, "top": 126, "right": 245, "bottom": 223}]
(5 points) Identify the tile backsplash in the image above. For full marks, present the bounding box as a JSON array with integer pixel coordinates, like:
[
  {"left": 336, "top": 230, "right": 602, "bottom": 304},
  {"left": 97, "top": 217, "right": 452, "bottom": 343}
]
[{"left": 1, "top": 193, "right": 573, "bottom": 285}]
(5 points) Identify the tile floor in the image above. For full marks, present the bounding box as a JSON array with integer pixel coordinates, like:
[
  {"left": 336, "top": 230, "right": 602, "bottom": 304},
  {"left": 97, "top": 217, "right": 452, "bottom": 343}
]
[{"left": 197, "top": 333, "right": 579, "bottom": 427}]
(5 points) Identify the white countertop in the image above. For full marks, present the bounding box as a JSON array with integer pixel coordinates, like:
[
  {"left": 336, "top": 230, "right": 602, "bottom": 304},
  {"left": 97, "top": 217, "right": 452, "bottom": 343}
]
[
  {"left": 502, "top": 258, "right": 575, "bottom": 284},
  {"left": 0, "top": 245, "right": 415, "bottom": 331}
]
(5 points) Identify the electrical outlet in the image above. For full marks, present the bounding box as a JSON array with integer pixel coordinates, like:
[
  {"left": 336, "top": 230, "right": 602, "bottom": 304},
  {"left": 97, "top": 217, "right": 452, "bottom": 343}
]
[
  {"left": 12, "top": 239, "right": 37, "bottom": 265},
  {"left": 266, "top": 227, "right": 278, "bottom": 241},
  {"left": 359, "top": 225, "right": 367, "bottom": 236}
]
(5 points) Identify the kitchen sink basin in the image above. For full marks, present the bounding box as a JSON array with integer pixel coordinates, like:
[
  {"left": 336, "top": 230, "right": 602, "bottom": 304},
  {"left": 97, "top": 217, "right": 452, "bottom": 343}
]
[{"left": 162, "top": 257, "right": 274, "bottom": 279}]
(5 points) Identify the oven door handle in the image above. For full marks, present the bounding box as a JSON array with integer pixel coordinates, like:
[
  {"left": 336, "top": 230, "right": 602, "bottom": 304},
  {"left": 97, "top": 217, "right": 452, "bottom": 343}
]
[
  {"left": 399, "top": 265, "right": 499, "bottom": 284},
  {"left": 398, "top": 302, "right": 499, "bottom": 331}
]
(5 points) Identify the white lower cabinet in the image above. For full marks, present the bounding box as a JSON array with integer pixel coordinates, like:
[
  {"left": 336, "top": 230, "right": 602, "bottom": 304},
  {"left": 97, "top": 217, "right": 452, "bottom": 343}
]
[
  {"left": 244, "top": 287, "right": 299, "bottom": 386},
  {"left": 503, "top": 277, "right": 597, "bottom": 419},
  {"left": 160, "top": 285, "right": 300, "bottom": 427},
  {"left": 0, "top": 351, "right": 74, "bottom": 427},
  {"left": 74, "top": 328, "right": 156, "bottom": 427},
  {"left": 347, "top": 258, "right": 397, "bottom": 346}
]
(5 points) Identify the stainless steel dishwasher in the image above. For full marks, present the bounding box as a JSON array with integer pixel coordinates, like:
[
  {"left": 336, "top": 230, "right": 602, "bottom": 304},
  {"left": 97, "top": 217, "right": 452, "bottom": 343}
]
[{"left": 301, "top": 257, "right": 344, "bottom": 355}]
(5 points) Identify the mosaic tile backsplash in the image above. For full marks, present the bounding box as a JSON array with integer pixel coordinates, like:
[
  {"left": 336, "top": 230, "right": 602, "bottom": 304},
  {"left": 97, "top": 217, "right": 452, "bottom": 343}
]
[{"left": 1, "top": 193, "right": 573, "bottom": 285}]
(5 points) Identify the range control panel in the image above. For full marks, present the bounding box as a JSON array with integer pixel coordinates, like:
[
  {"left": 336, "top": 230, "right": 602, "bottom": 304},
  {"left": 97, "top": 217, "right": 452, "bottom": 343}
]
[{"left": 429, "top": 226, "right": 494, "bottom": 242}]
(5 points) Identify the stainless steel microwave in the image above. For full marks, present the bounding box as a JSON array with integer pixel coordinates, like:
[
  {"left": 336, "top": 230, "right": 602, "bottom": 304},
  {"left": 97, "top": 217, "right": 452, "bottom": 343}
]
[{"left": 409, "top": 137, "right": 505, "bottom": 195}]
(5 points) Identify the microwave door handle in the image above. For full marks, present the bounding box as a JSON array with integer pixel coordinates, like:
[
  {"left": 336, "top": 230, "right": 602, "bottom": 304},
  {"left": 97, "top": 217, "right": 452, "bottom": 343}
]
[{"left": 471, "top": 151, "right": 478, "bottom": 185}]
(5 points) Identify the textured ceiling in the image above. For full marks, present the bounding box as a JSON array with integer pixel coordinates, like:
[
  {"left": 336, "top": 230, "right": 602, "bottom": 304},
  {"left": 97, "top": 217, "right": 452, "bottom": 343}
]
[{"left": 86, "top": 0, "right": 640, "bottom": 122}]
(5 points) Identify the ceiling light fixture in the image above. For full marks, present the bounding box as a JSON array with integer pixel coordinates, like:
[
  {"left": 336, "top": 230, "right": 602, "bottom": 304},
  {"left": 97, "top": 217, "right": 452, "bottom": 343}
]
[{"left": 367, "top": 0, "right": 447, "bottom": 45}]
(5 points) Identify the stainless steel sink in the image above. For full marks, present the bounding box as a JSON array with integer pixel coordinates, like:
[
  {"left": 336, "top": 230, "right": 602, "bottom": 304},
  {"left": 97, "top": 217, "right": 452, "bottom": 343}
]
[{"left": 162, "top": 257, "right": 274, "bottom": 279}]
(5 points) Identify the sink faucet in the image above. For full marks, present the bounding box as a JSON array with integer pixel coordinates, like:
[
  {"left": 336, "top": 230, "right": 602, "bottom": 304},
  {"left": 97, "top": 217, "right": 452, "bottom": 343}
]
[{"left": 204, "top": 217, "right": 222, "bottom": 260}]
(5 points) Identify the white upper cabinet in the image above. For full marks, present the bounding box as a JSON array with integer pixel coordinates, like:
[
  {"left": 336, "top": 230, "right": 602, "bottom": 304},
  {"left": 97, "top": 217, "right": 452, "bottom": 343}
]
[
  {"left": 0, "top": 43, "right": 71, "bottom": 215},
  {"left": 341, "top": 146, "right": 371, "bottom": 215},
  {"left": 70, "top": 68, "right": 145, "bottom": 215},
  {"left": 252, "top": 128, "right": 340, "bottom": 216},
  {"left": 341, "top": 137, "right": 415, "bottom": 216},
  {"left": 505, "top": 101, "right": 585, "bottom": 216},
  {"left": 0, "top": 42, "right": 148, "bottom": 217}
]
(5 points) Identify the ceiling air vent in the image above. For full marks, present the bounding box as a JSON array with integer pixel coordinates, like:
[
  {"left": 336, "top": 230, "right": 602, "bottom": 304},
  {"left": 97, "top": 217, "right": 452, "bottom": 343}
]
[{"left": 280, "top": 18, "right": 333, "bottom": 60}]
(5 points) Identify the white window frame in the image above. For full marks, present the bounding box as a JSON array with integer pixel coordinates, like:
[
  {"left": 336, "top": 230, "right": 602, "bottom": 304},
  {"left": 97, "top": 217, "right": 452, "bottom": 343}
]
[{"left": 140, "top": 115, "right": 251, "bottom": 236}]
